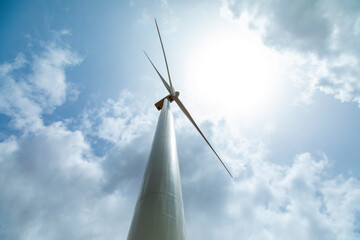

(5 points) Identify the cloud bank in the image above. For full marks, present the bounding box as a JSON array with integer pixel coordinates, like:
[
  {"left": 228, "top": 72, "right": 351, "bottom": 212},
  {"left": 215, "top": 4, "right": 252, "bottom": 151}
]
[
  {"left": 0, "top": 43, "right": 82, "bottom": 131},
  {"left": 0, "top": 30, "right": 359, "bottom": 240},
  {"left": 221, "top": 0, "right": 360, "bottom": 106}
]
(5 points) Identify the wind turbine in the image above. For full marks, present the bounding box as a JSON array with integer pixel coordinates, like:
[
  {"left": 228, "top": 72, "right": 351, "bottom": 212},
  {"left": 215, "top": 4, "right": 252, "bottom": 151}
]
[{"left": 127, "top": 19, "right": 232, "bottom": 240}]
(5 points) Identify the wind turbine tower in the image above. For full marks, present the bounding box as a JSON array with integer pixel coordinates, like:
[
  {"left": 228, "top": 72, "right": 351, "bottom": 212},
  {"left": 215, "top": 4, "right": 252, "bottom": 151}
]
[{"left": 127, "top": 19, "right": 232, "bottom": 240}]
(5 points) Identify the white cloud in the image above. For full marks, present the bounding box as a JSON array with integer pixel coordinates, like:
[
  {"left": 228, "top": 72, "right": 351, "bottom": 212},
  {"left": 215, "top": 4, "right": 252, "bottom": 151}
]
[
  {"left": 159, "top": 7, "right": 180, "bottom": 34},
  {"left": 183, "top": 149, "right": 360, "bottom": 240},
  {"left": 137, "top": 8, "right": 151, "bottom": 25},
  {"left": 170, "top": 113, "right": 360, "bottom": 239},
  {"left": 220, "top": 0, "right": 360, "bottom": 107},
  {"left": 0, "top": 122, "right": 133, "bottom": 240},
  {"left": 0, "top": 72, "right": 43, "bottom": 131},
  {"left": 0, "top": 84, "right": 359, "bottom": 239},
  {"left": 136, "top": 0, "right": 179, "bottom": 33},
  {"left": 0, "top": 53, "right": 26, "bottom": 75},
  {"left": 0, "top": 39, "right": 81, "bottom": 131},
  {"left": 29, "top": 43, "right": 82, "bottom": 109},
  {"left": 81, "top": 90, "right": 156, "bottom": 145},
  {"left": 0, "top": 38, "right": 145, "bottom": 240}
]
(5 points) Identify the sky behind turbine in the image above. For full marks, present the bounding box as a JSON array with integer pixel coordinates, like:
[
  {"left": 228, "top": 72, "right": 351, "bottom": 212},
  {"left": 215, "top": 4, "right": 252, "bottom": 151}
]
[{"left": 0, "top": 0, "right": 360, "bottom": 239}]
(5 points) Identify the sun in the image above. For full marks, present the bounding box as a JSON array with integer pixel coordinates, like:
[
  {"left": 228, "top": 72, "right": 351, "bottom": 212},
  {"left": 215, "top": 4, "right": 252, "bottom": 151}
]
[{"left": 181, "top": 21, "right": 284, "bottom": 127}]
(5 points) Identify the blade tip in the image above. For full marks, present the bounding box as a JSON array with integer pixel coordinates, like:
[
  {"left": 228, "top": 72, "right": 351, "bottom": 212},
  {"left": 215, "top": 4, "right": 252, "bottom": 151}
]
[{"left": 155, "top": 18, "right": 159, "bottom": 31}]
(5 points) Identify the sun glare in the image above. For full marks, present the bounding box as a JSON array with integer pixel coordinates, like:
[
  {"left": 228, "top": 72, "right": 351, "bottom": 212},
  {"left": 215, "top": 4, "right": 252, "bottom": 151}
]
[{"left": 183, "top": 22, "right": 283, "bottom": 127}]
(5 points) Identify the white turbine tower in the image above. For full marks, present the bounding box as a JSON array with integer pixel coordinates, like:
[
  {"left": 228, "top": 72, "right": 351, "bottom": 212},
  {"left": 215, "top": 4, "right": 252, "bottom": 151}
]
[{"left": 127, "top": 19, "right": 232, "bottom": 240}]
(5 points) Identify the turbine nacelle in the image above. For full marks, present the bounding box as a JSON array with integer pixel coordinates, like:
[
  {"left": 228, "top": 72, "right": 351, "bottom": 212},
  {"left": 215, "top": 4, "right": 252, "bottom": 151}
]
[
  {"left": 169, "top": 91, "right": 180, "bottom": 102},
  {"left": 155, "top": 91, "right": 179, "bottom": 110}
]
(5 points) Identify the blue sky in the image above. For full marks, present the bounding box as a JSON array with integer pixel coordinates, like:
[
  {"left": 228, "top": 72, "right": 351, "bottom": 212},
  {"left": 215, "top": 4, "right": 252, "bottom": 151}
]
[{"left": 1, "top": 0, "right": 360, "bottom": 239}]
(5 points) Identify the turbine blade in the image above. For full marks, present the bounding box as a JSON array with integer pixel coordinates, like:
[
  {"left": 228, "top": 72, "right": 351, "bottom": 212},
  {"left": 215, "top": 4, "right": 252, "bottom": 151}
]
[
  {"left": 143, "top": 51, "right": 171, "bottom": 93},
  {"left": 155, "top": 18, "right": 175, "bottom": 93},
  {"left": 174, "top": 98, "right": 233, "bottom": 178}
]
